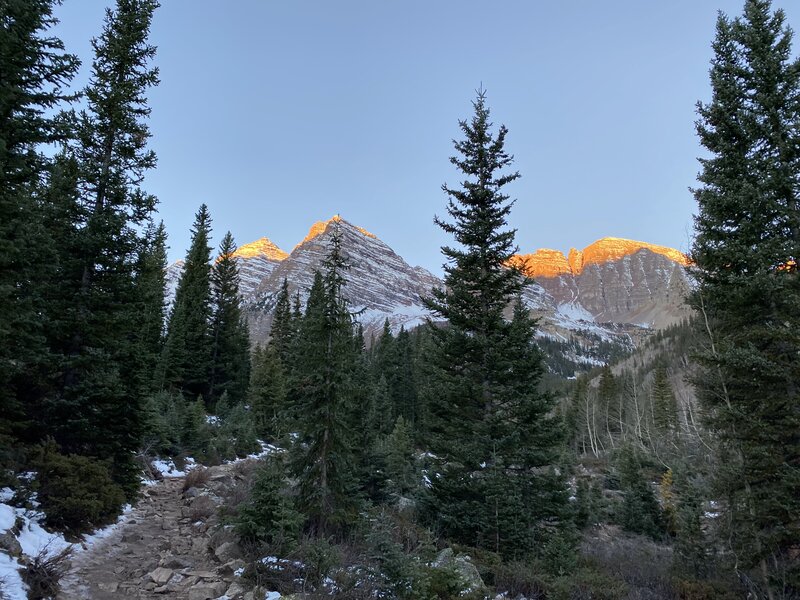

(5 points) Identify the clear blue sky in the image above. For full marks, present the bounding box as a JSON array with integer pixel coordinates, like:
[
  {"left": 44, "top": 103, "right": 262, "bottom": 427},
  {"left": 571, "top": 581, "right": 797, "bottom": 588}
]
[{"left": 52, "top": 1, "right": 800, "bottom": 273}]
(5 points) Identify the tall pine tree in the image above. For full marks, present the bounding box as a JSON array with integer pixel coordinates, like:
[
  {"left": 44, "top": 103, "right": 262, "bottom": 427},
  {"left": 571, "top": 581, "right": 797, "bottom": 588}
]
[
  {"left": 691, "top": 1, "right": 800, "bottom": 594},
  {"left": 290, "top": 225, "right": 360, "bottom": 536},
  {"left": 48, "top": 0, "right": 160, "bottom": 495},
  {"left": 0, "top": 0, "right": 78, "bottom": 463},
  {"left": 161, "top": 204, "right": 213, "bottom": 402},
  {"left": 209, "top": 231, "right": 251, "bottom": 406},
  {"left": 423, "top": 91, "right": 567, "bottom": 558}
]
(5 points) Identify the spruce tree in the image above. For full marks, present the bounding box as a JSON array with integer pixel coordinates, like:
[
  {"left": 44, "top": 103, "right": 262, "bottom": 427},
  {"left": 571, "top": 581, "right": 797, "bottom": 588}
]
[
  {"left": 47, "top": 0, "right": 160, "bottom": 495},
  {"left": 650, "top": 365, "right": 678, "bottom": 435},
  {"left": 691, "top": 1, "right": 800, "bottom": 592},
  {"left": 423, "top": 91, "right": 567, "bottom": 558},
  {"left": 162, "top": 204, "right": 213, "bottom": 401},
  {"left": 134, "top": 220, "right": 168, "bottom": 397},
  {"left": 209, "top": 231, "right": 251, "bottom": 406},
  {"left": 248, "top": 344, "right": 287, "bottom": 438},
  {"left": 270, "top": 278, "right": 294, "bottom": 365},
  {"left": 0, "top": 0, "right": 78, "bottom": 461},
  {"left": 290, "top": 226, "right": 360, "bottom": 536}
]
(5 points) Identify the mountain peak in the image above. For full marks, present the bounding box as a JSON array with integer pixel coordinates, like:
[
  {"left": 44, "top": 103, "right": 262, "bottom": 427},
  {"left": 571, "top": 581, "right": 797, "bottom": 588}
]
[
  {"left": 512, "top": 237, "right": 689, "bottom": 279},
  {"left": 232, "top": 237, "right": 288, "bottom": 261},
  {"left": 296, "top": 215, "right": 377, "bottom": 248}
]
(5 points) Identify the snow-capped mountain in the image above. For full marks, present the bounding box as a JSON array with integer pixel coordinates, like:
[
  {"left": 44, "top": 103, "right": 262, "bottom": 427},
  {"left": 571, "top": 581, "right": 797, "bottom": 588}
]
[
  {"left": 164, "top": 237, "right": 287, "bottom": 307},
  {"left": 245, "top": 216, "right": 440, "bottom": 342},
  {"left": 513, "top": 238, "right": 691, "bottom": 331},
  {"left": 166, "top": 217, "right": 691, "bottom": 366}
]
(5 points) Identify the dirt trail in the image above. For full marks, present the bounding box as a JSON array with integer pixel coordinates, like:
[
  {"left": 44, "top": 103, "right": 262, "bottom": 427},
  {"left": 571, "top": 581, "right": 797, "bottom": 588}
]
[{"left": 58, "top": 462, "right": 253, "bottom": 600}]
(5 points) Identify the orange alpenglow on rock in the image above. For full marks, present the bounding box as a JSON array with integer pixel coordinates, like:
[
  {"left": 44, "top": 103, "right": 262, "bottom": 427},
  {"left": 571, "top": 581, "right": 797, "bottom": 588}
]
[
  {"left": 512, "top": 237, "right": 690, "bottom": 279},
  {"left": 296, "top": 215, "right": 377, "bottom": 248},
  {"left": 232, "top": 237, "right": 289, "bottom": 261}
]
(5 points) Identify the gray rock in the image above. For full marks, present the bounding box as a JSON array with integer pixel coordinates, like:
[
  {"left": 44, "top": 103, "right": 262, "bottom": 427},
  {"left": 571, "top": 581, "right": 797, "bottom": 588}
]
[
  {"left": 0, "top": 532, "right": 22, "bottom": 558},
  {"left": 433, "top": 547, "right": 484, "bottom": 594},
  {"left": 160, "top": 555, "right": 192, "bottom": 569},
  {"left": 187, "top": 580, "right": 228, "bottom": 600},
  {"left": 147, "top": 567, "right": 174, "bottom": 584},
  {"left": 225, "top": 581, "right": 246, "bottom": 598},
  {"left": 214, "top": 541, "right": 241, "bottom": 563},
  {"left": 184, "top": 486, "right": 202, "bottom": 498}
]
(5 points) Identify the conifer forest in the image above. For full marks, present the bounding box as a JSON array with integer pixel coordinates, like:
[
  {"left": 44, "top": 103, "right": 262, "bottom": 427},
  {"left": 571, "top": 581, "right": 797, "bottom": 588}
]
[{"left": 0, "top": 1, "right": 798, "bottom": 599}]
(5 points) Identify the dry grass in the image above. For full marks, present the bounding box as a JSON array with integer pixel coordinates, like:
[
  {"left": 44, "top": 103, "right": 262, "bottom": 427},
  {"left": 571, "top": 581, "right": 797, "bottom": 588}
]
[
  {"left": 22, "top": 545, "right": 73, "bottom": 600},
  {"left": 182, "top": 466, "right": 210, "bottom": 492}
]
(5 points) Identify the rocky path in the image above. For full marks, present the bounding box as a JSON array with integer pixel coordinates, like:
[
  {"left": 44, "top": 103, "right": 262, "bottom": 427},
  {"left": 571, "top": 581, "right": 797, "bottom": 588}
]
[{"left": 59, "top": 463, "right": 255, "bottom": 600}]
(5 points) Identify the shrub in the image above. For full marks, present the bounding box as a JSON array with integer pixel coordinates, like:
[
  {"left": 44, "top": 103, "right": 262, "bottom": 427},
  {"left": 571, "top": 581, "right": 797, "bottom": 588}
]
[
  {"left": 182, "top": 466, "right": 210, "bottom": 492},
  {"left": 34, "top": 444, "right": 125, "bottom": 534},
  {"left": 299, "top": 536, "right": 341, "bottom": 588},
  {"left": 235, "top": 457, "right": 302, "bottom": 554},
  {"left": 22, "top": 546, "right": 73, "bottom": 600}
]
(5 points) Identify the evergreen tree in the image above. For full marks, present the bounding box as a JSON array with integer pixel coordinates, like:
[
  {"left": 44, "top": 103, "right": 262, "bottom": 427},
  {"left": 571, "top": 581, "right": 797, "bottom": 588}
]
[
  {"left": 270, "top": 278, "right": 294, "bottom": 365},
  {"left": 47, "top": 0, "right": 160, "bottom": 495},
  {"left": 161, "top": 204, "right": 213, "bottom": 401},
  {"left": 393, "top": 327, "right": 419, "bottom": 426},
  {"left": 691, "top": 1, "right": 800, "bottom": 592},
  {"left": 290, "top": 226, "right": 360, "bottom": 536},
  {"left": 249, "top": 345, "right": 287, "bottom": 438},
  {"left": 598, "top": 365, "right": 623, "bottom": 441},
  {"left": 0, "top": 0, "right": 78, "bottom": 462},
  {"left": 616, "top": 445, "right": 664, "bottom": 539},
  {"left": 673, "top": 468, "right": 708, "bottom": 577},
  {"left": 384, "top": 416, "right": 417, "bottom": 497},
  {"left": 134, "top": 220, "right": 168, "bottom": 397},
  {"left": 236, "top": 456, "right": 302, "bottom": 554},
  {"left": 209, "top": 231, "right": 251, "bottom": 406},
  {"left": 423, "top": 91, "right": 567, "bottom": 558},
  {"left": 650, "top": 365, "right": 678, "bottom": 435}
]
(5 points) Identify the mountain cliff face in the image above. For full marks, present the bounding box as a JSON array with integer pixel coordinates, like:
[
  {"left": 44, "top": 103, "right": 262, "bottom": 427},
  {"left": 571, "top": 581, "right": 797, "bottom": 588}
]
[
  {"left": 166, "top": 219, "right": 691, "bottom": 369},
  {"left": 245, "top": 216, "right": 440, "bottom": 342},
  {"left": 512, "top": 238, "right": 692, "bottom": 330},
  {"left": 164, "top": 237, "right": 287, "bottom": 307}
]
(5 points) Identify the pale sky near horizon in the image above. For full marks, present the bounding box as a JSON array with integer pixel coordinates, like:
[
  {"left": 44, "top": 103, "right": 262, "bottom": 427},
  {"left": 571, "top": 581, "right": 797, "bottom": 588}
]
[{"left": 52, "top": 1, "right": 800, "bottom": 274}]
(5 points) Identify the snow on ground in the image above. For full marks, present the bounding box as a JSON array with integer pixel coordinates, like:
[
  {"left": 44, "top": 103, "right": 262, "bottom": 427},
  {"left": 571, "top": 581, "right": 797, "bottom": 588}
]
[
  {"left": 0, "top": 550, "right": 27, "bottom": 600},
  {"left": 352, "top": 303, "right": 433, "bottom": 334},
  {"left": 149, "top": 456, "right": 198, "bottom": 480}
]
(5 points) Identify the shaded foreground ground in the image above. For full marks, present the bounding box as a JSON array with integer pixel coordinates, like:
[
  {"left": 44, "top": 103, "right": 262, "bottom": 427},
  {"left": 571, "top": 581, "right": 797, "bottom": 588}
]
[{"left": 59, "top": 462, "right": 252, "bottom": 599}]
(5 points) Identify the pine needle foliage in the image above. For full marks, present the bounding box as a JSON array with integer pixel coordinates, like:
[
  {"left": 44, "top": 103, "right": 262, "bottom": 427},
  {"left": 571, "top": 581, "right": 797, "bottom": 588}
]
[
  {"left": 691, "top": 1, "right": 800, "bottom": 593},
  {"left": 423, "top": 90, "right": 568, "bottom": 559}
]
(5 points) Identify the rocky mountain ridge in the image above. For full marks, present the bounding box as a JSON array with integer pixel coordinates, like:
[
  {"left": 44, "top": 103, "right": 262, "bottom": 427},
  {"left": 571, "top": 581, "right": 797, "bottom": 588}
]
[{"left": 166, "top": 217, "right": 692, "bottom": 367}]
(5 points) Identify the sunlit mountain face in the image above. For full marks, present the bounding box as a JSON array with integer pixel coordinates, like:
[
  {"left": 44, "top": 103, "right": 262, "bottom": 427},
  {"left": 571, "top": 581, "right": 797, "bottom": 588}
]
[{"left": 166, "top": 219, "right": 691, "bottom": 371}]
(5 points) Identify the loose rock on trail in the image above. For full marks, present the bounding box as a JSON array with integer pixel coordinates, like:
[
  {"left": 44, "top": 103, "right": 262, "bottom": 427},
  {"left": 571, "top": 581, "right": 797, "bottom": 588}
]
[{"left": 58, "top": 461, "right": 256, "bottom": 600}]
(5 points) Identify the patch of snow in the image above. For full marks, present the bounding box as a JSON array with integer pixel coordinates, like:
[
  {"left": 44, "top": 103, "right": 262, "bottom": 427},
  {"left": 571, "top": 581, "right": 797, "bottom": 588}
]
[
  {"left": 17, "top": 515, "right": 70, "bottom": 557},
  {"left": 206, "top": 415, "right": 221, "bottom": 426},
  {"left": 150, "top": 456, "right": 197, "bottom": 479},
  {"left": 0, "top": 487, "right": 14, "bottom": 503},
  {"left": 0, "top": 503, "right": 15, "bottom": 532},
  {"left": 0, "top": 551, "right": 27, "bottom": 600},
  {"left": 265, "top": 592, "right": 282, "bottom": 600},
  {"left": 79, "top": 504, "right": 133, "bottom": 549},
  {"left": 556, "top": 301, "right": 595, "bottom": 323}
]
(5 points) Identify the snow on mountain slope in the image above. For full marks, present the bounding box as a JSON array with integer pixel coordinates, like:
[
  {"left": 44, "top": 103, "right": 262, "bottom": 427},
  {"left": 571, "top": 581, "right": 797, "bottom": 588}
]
[
  {"left": 246, "top": 216, "right": 440, "bottom": 342},
  {"left": 165, "top": 219, "right": 690, "bottom": 363}
]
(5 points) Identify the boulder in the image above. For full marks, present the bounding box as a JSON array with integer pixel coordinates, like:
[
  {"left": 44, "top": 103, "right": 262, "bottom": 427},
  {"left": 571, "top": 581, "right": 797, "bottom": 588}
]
[
  {"left": 214, "top": 541, "right": 241, "bottom": 563},
  {"left": 147, "top": 567, "right": 174, "bottom": 584},
  {"left": 225, "top": 581, "right": 246, "bottom": 598},
  {"left": 433, "top": 547, "right": 485, "bottom": 595},
  {"left": 187, "top": 580, "right": 228, "bottom": 600}
]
